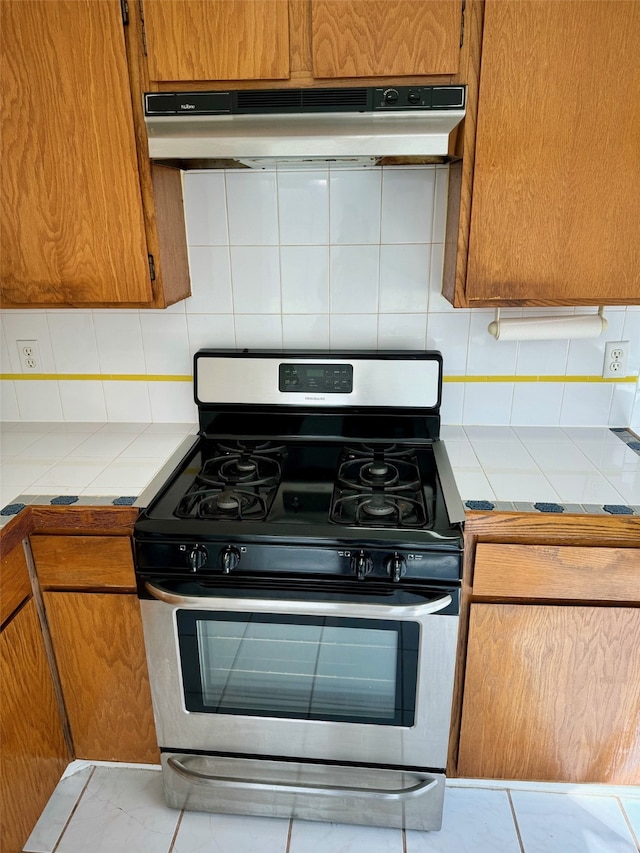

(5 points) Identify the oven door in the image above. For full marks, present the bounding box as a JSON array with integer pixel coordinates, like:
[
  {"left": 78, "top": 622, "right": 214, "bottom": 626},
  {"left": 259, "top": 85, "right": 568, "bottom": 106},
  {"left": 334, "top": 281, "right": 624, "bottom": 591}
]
[{"left": 139, "top": 582, "right": 459, "bottom": 769}]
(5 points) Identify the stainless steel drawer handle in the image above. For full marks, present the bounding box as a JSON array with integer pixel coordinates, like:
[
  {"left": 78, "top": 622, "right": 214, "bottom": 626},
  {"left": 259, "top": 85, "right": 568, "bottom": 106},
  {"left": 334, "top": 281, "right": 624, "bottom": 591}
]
[
  {"left": 145, "top": 582, "right": 452, "bottom": 617},
  {"left": 167, "top": 756, "right": 438, "bottom": 802}
]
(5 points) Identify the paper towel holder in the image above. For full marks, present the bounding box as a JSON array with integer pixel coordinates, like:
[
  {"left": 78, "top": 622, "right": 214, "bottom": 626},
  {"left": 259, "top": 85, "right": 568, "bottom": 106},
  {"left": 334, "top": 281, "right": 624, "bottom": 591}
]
[{"left": 487, "top": 307, "right": 607, "bottom": 341}]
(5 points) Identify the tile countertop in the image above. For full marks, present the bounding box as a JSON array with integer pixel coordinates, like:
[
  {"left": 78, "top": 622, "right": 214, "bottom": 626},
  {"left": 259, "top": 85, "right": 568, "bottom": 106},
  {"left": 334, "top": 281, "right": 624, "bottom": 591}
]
[{"left": 0, "top": 422, "right": 639, "bottom": 529}]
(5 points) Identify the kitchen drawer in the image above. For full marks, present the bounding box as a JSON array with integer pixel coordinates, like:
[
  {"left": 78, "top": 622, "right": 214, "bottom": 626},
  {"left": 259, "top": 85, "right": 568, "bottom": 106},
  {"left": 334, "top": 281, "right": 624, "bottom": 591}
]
[
  {"left": 31, "top": 535, "right": 136, "bottom": 590},
  {"left": 1, "top": 542, "right": 32, "bottom": 627},
  {"left": 472, "top": 544, "right": 640, "bottom": 603}
]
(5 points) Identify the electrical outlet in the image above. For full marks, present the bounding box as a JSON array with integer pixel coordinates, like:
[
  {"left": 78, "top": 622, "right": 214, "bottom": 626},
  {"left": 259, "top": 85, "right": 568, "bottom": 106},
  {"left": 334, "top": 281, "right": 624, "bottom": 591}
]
[
  {"left": 16, "top": 339, "right": 41, "bottom": 372},
  {"left": 602, "top": 340, "right": 629, "bottom": 379}
]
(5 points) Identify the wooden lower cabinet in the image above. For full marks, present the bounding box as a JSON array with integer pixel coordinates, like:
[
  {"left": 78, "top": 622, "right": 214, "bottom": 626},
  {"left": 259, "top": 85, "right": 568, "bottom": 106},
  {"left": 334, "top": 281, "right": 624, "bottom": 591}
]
[
  {"left": 43, "top": 591, "right": 159, "bottom": 764},
  {"left": 458, "top": 603, "right": 640, "bottom": 784},
  {"left": 0, "top": 599, "right": 71, "bottom": 853}
]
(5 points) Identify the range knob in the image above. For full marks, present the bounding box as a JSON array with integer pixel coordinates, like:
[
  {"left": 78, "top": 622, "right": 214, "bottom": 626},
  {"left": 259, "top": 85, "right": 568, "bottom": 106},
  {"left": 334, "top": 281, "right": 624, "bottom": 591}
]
[
  {"left": 220, "top": 545, "right": 241, "bottom": 574},
  {"left": 187, "top": 544, "right": 208, "bottom": 572},
  {"left": 385, "top": 552, "right": 407, "bottom": 583},
  {"left": 384, "top": 88, "right": 399, "bottom": 104},
  {"left": 351, "top": 550, "right": 374, "bottom": 581}
]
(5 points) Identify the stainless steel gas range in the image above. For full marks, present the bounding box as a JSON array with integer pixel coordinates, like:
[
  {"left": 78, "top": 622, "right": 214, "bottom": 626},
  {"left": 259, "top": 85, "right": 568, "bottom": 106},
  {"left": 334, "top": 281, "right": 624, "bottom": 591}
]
[{"left": 134, "top": 349, "right": 464, "bottom": 831}]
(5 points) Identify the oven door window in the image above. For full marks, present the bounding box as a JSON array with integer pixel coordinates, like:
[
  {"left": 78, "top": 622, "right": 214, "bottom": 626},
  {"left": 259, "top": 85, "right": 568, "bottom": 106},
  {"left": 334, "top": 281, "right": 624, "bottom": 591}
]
[{"left": 177, "top": 611, "right": 418, "bottom": 726}]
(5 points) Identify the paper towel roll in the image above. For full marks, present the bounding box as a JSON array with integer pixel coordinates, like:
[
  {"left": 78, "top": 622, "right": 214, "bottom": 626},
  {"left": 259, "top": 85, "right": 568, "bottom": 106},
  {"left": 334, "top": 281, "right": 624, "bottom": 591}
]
[{"left": 487, "top": 313, "right": 607, "bottom": 341}]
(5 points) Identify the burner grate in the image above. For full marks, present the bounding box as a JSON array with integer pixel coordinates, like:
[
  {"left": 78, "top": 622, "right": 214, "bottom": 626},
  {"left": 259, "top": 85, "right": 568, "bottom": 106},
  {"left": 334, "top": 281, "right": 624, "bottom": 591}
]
[
  {"left": 330, "top": 446, "right": 428, "bottom": 528},
  {"left": 174, "top": 441, "right": 286, "bottom": 521}
]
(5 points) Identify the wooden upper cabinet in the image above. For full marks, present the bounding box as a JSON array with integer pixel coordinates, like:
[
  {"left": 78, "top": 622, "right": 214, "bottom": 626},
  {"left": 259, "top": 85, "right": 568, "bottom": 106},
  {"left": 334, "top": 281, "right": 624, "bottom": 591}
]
[
  {"left": 0, "top": 0, "right": 190, "bottom": 308},
  {"left": 461, "top": 0, "right": 640, "bottom": 306},
  {"left": 0, "top": 0, "right": 152, "bottom": 305},
  {"left": 312, "top": 0, "right": 462, "bottom": 78},
  {"left": 143, "top": 0, "right": 290, "bottom": 82}
]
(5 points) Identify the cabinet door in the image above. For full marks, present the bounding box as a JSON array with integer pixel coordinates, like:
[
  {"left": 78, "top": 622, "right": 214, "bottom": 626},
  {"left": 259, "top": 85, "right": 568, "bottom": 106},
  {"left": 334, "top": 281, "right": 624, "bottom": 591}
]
[
  {"left": 464, "top": 0, "right": 640, "bottom": 305},
  {"left": 0, "top": 0, "right": 153, "bottom": 305},
  {"left": 0, "top": 600, "right": 71, "bottom": 853},
  {"left": 44, "top": 592, "right": 159, "bottom": 764},
  {"left": 143, "top": 0, "right": 290, "bottom": 82},
  {"left": 458, "top": 604, "right": 640, "bottom": 783},
  {"left": 312, "top": 0, "right": 462, "bottom": 78}
]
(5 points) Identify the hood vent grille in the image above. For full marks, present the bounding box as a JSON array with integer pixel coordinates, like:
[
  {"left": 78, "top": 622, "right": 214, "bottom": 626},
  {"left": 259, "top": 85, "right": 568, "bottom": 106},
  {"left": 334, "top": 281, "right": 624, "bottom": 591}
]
[{"left": 236, "top": 88, "right": 369, "bottom": 113}]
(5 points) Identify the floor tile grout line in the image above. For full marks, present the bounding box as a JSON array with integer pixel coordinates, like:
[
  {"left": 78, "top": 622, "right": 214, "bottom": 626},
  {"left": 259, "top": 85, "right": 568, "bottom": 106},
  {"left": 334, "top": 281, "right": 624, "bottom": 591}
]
[
  {"left": 448, "top": 781, "right": 640, "bottom": 798},
  {"left": 402, "top": 826, "right": 407, "bottom": 853},
  {"left": 617, "top": 796, "right": 640, "bottom": 852},
  {"left": 284, "top": 817, "right": 293, "bottom": 853},
  {"left": 167, "top": 809, "right": 185, "bottom": 853},
  {"left": 50, "top": 766, "right": 96, "bottom": 853},
  {"left": 506, "top": 789, "right": 526, "bottom": 853}
]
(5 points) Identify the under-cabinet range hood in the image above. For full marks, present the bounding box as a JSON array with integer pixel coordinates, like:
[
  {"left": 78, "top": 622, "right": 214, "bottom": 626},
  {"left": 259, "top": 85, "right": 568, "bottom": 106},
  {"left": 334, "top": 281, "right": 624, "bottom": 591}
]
[{"left": 144, "top": 86, "right": 466, "bottom": 167}]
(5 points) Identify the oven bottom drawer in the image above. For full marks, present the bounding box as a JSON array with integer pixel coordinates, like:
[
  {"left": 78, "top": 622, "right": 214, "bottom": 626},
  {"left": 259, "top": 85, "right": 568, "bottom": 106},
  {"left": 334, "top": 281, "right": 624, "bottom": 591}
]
[{"left": 161, "top": 752, "right": 445, "bottom": 831}]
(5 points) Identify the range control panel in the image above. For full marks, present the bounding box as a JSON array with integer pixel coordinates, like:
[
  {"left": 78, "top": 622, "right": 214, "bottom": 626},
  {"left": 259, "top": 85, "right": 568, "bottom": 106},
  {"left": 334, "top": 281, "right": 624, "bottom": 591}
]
[{"left": 279, "top": 363, "right": 353, "bottom": 393}]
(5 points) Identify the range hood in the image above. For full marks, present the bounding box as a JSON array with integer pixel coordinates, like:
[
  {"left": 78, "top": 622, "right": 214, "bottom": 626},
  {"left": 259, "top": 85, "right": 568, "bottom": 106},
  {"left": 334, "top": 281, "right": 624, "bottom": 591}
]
[{"left": 144, "top": 86, "right": 466, "bottom": 166}]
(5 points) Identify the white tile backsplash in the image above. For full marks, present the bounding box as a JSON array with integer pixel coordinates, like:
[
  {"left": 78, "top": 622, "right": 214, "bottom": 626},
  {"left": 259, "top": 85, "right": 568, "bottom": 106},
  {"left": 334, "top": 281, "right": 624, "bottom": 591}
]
[
  {"left": 226, "top": 171, "right": 279, "bottom": 245},
  {"left": 330, "top": 170, "right": 382, "bottom": 244},
  {"left": 278, "top": 169, "right": 329, "bottom": 245},
  {"left": 182, "top": 171, "right": 228, "bottom": 245},
  {"left": 49, "top": 314, "right": 100, "bottom": 374},
  {"left": 282, "top": 314, "right": 330, "bottom": 348},
  {"left": 94, "top": 314, "right": 146, "bottom": 374},
  {"left": 185, "top": 246, "right": 233, "bottom": 314},
  {"left": 1, "top": 165, "right": 638, "bottom": 427},
  {"left": 230, "top": 246, "right": 281, "bottom": 313},
  {"left": 330, "top": 245, "right": 379, "bottom": 313},
  {"left": 380, "top": 167, "right": 435, "bottom": 244},
  {"left": 379, "top": 245, "right": 430, "bottom": 312},
  {"left": 281, "top": 246, "right": 330, "bottom": 313}
]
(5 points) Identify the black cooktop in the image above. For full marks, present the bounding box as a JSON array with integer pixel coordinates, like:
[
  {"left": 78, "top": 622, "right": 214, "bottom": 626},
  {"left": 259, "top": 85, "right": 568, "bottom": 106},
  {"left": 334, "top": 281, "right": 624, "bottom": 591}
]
[{"left": 136, "top": 431, "right": 462, "bottom": 553}]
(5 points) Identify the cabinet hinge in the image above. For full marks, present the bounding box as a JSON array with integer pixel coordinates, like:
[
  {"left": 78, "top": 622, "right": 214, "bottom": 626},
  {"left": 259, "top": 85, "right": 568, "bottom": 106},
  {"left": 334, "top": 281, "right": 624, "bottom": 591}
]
[
  {"left": 460, "top": 0, "right": 466, "bottom": 48},
  {"left": 120, "top": 0, "right": 129, "bottom": 26},
  {"left": 148, "top": 254, "right": 156, "bottom": 281},
  {"left": 140, "top": 0, "right": 148, "bottom": 56}
]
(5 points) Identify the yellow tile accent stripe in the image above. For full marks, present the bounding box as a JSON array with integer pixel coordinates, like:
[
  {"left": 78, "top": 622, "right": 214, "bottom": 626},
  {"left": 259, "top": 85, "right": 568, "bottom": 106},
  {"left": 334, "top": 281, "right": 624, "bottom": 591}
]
[
  {"left": 1, "top": 373, "right": 637, "bottom": 384},
  {"left": 443, "top": 375, "right": 638, "bottom": 384},
  {"left": 0, "top": 373, "right": 193, "bottom": 382}
]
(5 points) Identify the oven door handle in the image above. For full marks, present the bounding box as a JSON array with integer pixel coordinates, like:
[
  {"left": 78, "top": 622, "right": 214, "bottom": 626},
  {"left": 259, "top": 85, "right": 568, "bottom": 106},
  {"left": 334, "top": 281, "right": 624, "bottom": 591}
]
[
  {"left": 144, "top": 582, "right": 452, "bottom": 617},
  {"left": 166, "top": 756, "right": 438, "bottom": 802}
]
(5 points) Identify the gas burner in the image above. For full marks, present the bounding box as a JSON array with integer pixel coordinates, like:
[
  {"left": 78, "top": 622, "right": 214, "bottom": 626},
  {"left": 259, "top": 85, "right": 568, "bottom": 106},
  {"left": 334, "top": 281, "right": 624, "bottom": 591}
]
[
  {"left": 332, "top": 491, "right": 426, "bottom": 528},
  {"left": 361, "top": 495, "right": 396, "bottom": 517},
  {"left": 344, "top": 444, "right": 417, "bottom": 461},
  {"left": 203, "top": 443, "right": 286, "bottom": 488},
  {"left": 330, "top": 445, "right": 428, "bottom": 528},
  {"left": 218, "top": 440, "right": 285, "bottom": 457},
  {"left": 177, "top": 487, "right": 267, "bottom": 520},
  {"left": 358, "top": 461, "right": 400, "bottom": 488},
  {"left": 337, "top": 456, "right": 420, "bottom": 494},
  {"left": 219, "top": 456, "right": 258, "bottom": 482},
  {"left": 174, "top": 441, "right": 286, "bottom": 521}
]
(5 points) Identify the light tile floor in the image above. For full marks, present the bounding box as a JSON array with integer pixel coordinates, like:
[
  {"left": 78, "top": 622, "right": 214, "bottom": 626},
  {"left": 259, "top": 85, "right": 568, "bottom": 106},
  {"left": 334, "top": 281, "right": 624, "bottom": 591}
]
[{"left": 24, "top": 764, "right": 640, "bottom": 853}]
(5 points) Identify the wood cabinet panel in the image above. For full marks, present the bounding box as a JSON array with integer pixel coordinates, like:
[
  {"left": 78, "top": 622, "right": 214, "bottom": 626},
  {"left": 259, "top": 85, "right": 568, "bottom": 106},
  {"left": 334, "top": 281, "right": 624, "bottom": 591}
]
[
  {"left": 463, "top": 0, "right": 640, "bottom": 305},
  {"left": 43, "top": 592, "right": 159, "bottom": 763},
  {"left": 143, "top": 0, "right": 290, "bottom": 82},
  {"left": 32, "top": 535, "right": 136, "bottom": 591},
  {"left": 0, "top": 600, "right": 71, "bottom": 853},
  {"left": 473, "top": 544, "right": 640, "bottom": 603},
  {"left": 0, "top": 540, "right": 31, "bottom": 627},
  {"left": 312, "top": 0, "right": 461, "bottom": 78},
  {"left": 458, "top": 603, "right": 640, "bottom": 783},
  {"left": 0, "top": 0, "right": 153, "bottom": 305}
]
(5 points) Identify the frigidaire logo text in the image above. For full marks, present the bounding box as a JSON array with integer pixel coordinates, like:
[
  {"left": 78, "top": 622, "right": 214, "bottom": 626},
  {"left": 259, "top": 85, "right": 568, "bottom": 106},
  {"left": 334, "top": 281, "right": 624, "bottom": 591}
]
[{"left": 305, "top": 396, "right": 326, "bottom": 401}]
